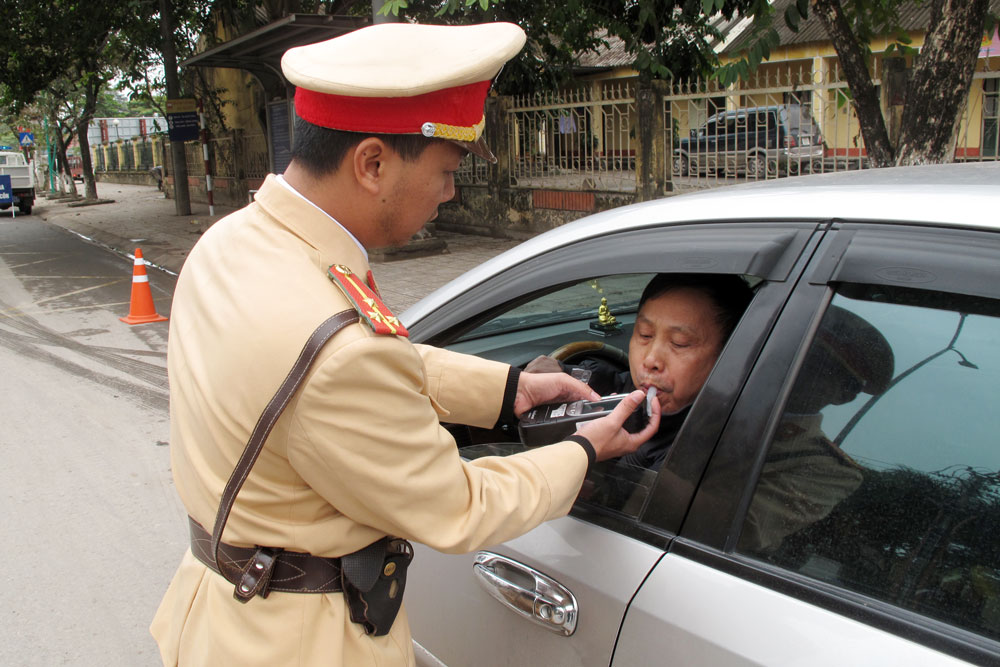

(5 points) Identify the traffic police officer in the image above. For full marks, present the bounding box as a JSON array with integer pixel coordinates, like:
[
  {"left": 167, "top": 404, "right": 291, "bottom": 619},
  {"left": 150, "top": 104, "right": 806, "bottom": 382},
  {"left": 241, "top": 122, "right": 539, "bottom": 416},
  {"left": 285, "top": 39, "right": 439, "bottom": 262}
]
[{"left": 151, "top": 22, "right": 659, "bottom": 665}]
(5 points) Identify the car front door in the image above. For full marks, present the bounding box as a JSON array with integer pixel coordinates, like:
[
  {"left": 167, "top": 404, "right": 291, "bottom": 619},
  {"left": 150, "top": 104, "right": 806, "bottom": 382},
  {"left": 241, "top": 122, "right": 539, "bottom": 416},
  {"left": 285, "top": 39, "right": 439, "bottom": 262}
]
[
  {"left": 405, "top": 220, "right": 822, "bottom": 666},
  {"left": 613, "top": 222, "right": 1000, "bottom": 665}
]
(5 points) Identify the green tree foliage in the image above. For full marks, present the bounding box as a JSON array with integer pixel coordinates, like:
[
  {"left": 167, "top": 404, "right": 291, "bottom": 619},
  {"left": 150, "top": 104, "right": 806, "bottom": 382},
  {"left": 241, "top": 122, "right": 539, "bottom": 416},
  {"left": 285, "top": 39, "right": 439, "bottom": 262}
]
[
  {"left": 0, "top": 1, "right": 133, "bottom": 111},
  {"left": 381, "top": 0, "right": 760, "bottom": 93},
  {"left": 0, "top": 0, "right": 203, "bottom": 197}
]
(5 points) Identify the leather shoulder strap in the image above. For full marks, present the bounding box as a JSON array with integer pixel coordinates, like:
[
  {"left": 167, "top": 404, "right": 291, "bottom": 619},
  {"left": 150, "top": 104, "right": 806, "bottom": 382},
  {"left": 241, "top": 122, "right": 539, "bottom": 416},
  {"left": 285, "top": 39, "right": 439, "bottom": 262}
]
[{"left": 211, "top": 309, "right": 360, "bottom": 569}]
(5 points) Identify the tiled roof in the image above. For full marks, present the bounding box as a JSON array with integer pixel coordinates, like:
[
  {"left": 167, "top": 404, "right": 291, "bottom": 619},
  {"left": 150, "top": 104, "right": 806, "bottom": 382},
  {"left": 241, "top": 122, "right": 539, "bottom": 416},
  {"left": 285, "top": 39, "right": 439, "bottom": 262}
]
[
  {"left": 574, "top": 12, "right": 751, "bottom": 70},
  {"left": 723, "top": 0, "right": 1000, "bottom": 54}
]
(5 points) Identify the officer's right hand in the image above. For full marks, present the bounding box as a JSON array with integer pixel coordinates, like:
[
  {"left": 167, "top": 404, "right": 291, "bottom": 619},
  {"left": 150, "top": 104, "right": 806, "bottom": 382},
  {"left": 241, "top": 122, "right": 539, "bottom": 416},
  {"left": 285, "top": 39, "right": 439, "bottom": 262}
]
[{"left": 575, "top": 390, "right": 660, "bottom": 462}]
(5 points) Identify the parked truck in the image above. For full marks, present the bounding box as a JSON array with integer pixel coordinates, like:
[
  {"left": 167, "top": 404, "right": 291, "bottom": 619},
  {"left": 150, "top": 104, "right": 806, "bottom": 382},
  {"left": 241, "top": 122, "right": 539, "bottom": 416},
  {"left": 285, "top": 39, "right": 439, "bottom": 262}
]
[{"left": 0, "top": 150, "right": 35, "bottom": 215}]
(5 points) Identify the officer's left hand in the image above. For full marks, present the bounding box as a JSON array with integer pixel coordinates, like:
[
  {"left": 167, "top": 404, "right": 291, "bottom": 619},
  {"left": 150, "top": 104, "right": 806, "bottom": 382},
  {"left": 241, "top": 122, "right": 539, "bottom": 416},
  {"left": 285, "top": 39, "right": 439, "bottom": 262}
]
[{"left": 514, "top": 371, "right": 600, "bottom": 417}]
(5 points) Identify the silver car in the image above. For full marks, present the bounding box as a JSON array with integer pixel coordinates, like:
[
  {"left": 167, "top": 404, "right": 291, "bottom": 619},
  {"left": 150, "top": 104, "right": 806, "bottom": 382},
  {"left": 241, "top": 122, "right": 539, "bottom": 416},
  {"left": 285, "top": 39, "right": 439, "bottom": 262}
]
[{"left": 402, "top": 163, "right": 1000, "bottom": 666}]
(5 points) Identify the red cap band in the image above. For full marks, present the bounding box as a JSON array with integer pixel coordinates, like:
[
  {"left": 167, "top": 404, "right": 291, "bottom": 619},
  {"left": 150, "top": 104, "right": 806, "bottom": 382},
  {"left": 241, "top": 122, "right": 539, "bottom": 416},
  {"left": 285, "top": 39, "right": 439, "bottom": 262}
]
[{"left": 294, "top": 80, "right": 492, "bottom": 135}]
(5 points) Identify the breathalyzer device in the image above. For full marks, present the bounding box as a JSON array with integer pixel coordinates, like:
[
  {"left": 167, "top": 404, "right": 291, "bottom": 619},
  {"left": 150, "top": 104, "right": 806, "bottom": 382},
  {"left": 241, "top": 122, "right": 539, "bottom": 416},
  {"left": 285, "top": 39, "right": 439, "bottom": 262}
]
[{"left": 517, "top": 390, "right": 652, "bottom": 447}]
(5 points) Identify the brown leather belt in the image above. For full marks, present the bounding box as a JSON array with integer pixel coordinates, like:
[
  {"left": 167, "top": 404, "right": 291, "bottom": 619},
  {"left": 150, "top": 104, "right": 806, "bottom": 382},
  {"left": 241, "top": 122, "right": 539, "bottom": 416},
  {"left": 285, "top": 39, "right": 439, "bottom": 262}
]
[{"left": 189, "top": 517, "right": 344, "bottom": 594}]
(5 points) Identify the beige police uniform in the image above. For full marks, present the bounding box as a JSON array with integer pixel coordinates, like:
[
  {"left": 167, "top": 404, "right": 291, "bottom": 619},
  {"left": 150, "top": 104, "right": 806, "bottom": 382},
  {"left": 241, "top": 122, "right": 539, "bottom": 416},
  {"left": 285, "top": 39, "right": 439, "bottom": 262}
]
[
  {"left": 150, "top": 175, "right": 590, "bottom": 664},
  {"left": 741, "top": 414, "right": 864, "bottom": 554}
]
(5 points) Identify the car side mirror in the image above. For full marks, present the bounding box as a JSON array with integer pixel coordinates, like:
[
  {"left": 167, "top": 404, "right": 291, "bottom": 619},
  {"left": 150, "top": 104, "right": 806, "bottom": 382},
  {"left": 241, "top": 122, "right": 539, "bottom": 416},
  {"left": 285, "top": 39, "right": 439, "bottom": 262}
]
[{"left": 690, "top": 129, "right": 698, "bottom": 139}]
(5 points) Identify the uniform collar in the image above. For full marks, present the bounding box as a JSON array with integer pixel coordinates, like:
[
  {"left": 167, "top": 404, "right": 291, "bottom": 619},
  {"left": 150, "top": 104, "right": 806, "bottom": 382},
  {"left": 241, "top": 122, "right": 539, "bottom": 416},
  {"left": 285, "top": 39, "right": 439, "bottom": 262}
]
[{"left": 254, "top": 174, "right": 370, "bottom": 278}]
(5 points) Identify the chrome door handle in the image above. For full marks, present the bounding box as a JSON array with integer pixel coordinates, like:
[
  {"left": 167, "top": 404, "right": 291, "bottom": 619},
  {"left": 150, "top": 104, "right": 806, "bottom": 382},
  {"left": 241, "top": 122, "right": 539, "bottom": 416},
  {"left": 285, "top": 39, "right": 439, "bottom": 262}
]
[{"left": 472, "top": 551, "right": 578, "bottom": 636}]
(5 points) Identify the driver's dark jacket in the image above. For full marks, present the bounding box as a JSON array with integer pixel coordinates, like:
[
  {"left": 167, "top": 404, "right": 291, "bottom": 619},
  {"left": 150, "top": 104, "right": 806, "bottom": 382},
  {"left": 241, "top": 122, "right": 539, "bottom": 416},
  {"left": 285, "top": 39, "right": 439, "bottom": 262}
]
[{"left": 567, "top": 359, "right": 689, "bottom": 470}]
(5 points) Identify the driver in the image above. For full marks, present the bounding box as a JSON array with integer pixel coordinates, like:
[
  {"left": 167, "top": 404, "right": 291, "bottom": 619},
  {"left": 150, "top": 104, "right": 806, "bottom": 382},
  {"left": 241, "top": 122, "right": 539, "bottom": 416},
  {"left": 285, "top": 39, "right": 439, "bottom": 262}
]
[{"left": 527, "top": 273, "right": 754, "bottom": 468}]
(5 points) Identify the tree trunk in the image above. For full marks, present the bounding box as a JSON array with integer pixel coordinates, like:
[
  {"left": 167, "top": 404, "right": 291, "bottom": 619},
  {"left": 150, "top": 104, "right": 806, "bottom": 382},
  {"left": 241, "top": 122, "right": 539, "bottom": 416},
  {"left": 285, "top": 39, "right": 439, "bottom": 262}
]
[
  {"left": 159, "top": 0, "right": 192, "bottom": 215},
  {"left": 78, "top": 77, "right": 101, "bottom": 200},
  {"left": 811, "top": 0, "right": 896, "bottom": 167},
  {"left": 51, "top": 113, "right": 69, "bottom": 195},
  {"left": 57, "top": 128, "right": 78, "bottom": 197},
  {"left": 896, "top": 0, "right": 990, "bottom": 165}
]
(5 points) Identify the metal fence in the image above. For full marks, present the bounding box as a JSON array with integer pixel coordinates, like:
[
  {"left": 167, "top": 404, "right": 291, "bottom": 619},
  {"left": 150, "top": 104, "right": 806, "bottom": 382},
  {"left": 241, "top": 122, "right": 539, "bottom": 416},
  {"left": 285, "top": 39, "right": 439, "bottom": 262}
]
[
  {"left": 238, "top": 133, "right": 270, "bottom": 180},
  {"left": 666, "top": 61, "right": 1000, "bottom": 191},
  {"left": 209, "top": 132, "right": 270, "bottom": 180},
  {"left": 93, "top": 137, "right": 160, "bottom": 174},
  {"left": 666, "top": 62, "right": 868, "bottom": 191},
  {"left": 136, "top": 140, "right": 155, "bottom": 171},
  {"left": 457, "top": 59, "right": 1000, "bottom": 195},
  {"left": 105, "top": 146, "right": 120, "bottom": 171},
  {"left": 506, "top": 81, "right": 637, "bottom": 192}
]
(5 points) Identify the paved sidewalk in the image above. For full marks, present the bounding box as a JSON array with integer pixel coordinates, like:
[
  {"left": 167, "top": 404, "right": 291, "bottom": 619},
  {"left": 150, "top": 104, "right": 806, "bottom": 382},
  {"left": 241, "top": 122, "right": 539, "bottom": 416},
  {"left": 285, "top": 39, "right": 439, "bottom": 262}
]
[{"left": 32, "top": 182, "right": 520, "bottom": 313}]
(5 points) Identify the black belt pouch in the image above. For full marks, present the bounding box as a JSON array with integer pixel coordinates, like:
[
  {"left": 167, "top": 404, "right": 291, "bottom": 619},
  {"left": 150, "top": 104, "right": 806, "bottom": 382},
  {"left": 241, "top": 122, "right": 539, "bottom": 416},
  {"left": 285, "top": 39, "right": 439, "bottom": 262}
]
[{"left": 340, "top": 537, "right": 414, "bottom": 636}]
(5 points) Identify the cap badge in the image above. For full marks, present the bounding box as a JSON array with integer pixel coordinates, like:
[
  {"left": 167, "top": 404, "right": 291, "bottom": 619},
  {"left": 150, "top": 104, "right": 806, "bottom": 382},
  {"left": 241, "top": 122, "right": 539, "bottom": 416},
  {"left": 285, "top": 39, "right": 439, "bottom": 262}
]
[{"left": 417, "top": 116, "right": 486, "bottom": 143}]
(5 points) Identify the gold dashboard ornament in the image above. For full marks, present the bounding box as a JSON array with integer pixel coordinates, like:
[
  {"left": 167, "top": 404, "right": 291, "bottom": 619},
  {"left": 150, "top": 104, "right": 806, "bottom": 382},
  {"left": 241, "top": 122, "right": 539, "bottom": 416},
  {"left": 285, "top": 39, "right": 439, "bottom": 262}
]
[{"left": 590, "top": 296, "right": 622, "bottom": 337}]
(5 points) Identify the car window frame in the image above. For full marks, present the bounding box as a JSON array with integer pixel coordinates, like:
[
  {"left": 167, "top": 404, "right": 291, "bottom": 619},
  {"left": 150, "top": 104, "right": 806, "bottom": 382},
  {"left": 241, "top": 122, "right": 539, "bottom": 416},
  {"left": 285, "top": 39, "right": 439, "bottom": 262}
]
[
  {"left": 411, "top": 222, "right": 819, "bottom": 346},
  {"left": 409, "top": 221, "right": 823, "bottom": 545},
  {"left": 674, "top": 222, "right": 1000, "bottom": 664}
]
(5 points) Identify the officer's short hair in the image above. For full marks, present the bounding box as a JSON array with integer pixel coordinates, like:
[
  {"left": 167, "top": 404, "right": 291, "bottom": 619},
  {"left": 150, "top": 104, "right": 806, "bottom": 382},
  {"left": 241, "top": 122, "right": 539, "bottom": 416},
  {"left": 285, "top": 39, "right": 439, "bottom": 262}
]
[
  {"left": 638, "top": 273, "right": 754, "bottom": 342},
  {"left": 291, "top": 117, "right": 441, "bottom": 176}
]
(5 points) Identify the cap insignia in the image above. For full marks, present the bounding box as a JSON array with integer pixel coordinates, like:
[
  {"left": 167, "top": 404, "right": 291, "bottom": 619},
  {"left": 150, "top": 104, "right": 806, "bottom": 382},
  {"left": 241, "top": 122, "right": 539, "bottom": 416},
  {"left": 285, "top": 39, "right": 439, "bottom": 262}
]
[{"left": 419, "top": 116, "right": 485, "bottom": 143}]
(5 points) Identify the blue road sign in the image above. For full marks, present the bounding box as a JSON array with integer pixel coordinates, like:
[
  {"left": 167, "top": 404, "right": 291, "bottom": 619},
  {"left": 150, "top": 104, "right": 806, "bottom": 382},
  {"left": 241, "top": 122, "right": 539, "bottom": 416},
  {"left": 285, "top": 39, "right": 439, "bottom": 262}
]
[
  {"left": 18, "top": 132, "right": 34, "bottom": 147},
  {"left": 166, "top": 113, "right": 199, "bottom": 142},
  {"left": 0, "top": 175, "right": 12, "bottom": 205}
]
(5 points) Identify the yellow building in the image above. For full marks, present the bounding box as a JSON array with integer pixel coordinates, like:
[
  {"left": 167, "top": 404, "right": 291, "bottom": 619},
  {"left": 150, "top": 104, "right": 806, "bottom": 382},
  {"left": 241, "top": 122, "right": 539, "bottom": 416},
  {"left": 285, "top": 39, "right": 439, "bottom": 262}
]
[{"left": 718, "top": 0, "right": 1000, "bottom": 160}]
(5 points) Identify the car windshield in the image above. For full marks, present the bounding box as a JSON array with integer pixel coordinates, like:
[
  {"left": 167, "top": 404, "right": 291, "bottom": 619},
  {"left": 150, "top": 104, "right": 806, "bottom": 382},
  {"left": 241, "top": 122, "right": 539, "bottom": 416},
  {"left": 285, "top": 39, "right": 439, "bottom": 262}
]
[
  {"left": 454, "top": 274, "right": 649, "bottom": 341},
  {"left": 787, "top": 106, "right": 817, "bottom": 133}
]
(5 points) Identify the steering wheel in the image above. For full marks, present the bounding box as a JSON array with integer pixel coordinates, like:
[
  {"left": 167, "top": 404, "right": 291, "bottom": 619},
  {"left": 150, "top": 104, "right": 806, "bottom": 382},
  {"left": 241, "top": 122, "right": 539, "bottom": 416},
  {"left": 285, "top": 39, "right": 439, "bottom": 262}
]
[{"left": 550, "top": 340, "right": 628, "bottom": 370}]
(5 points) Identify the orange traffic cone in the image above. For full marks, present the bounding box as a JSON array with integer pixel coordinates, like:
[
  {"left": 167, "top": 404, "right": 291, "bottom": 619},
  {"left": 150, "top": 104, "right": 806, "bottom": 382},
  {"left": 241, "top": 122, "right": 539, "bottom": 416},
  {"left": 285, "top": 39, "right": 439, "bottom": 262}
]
[{"left": 119, "top": 248, "right": 168, "bottom": 325}]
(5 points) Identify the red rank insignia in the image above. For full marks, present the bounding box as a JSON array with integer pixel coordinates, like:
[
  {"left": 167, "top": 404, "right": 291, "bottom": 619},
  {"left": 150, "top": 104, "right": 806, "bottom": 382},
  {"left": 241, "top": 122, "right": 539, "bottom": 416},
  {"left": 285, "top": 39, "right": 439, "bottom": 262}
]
[{"left": 327, "top": 264, "right": 409, "bottom": 337}]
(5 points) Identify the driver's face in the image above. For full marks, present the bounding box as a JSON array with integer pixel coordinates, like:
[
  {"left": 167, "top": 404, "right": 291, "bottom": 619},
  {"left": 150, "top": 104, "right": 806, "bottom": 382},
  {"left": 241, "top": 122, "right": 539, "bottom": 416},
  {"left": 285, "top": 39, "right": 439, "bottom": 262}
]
[{"left": 628, "top": 288, "right": 726, "bottom": 415}]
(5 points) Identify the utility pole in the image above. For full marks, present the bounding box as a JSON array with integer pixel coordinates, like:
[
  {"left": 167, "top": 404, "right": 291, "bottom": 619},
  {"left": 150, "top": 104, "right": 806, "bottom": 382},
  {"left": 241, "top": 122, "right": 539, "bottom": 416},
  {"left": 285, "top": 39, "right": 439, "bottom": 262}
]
[{"left": 159, "top": 0, "right": 191, "bottom": 215}]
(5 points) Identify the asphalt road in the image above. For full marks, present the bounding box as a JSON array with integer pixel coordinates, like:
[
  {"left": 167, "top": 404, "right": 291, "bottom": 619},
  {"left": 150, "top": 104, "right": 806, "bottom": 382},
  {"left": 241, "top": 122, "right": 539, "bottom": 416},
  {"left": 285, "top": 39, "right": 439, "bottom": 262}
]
[{"left": 0, "top": 212, "right": 185, "bottom": 666}]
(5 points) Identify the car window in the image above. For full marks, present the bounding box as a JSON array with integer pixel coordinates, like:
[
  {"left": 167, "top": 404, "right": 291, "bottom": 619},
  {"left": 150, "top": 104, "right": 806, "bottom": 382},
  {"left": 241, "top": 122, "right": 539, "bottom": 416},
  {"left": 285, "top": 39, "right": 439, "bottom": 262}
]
[
  {"left": 737, "top": 283, "right": 1000, "bottom": 642},
  {"left": 787, "top": 106, "right": 804, "bottom": 132},
  {"left": 449, "top": 271, "right": 758, "bottom": 524},
  {"left": 447, "top": 273, "right": 655, "bottom": 510}
]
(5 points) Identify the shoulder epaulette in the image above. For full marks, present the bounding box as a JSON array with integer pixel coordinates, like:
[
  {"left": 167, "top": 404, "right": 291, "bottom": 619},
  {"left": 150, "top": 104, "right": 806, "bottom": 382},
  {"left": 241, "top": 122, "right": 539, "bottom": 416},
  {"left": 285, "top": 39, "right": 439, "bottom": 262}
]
[{"left": 327, "top": 264, "right": 409, "bottom": 337}]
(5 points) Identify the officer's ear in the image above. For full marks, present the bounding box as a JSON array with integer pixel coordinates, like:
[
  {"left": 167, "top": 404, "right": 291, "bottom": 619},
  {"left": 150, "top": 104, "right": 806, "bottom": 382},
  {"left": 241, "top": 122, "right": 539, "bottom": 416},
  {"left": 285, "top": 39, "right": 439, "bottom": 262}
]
[{"left": 353, "top": 137, "right": 389, "bottom": 195}]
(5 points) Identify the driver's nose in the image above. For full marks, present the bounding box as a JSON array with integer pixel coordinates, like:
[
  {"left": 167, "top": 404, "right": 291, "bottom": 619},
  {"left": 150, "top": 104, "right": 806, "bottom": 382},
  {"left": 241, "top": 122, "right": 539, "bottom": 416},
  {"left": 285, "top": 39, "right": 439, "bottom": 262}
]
[{"left": 642, "top": 346, "right": 665, "bottom": 374}]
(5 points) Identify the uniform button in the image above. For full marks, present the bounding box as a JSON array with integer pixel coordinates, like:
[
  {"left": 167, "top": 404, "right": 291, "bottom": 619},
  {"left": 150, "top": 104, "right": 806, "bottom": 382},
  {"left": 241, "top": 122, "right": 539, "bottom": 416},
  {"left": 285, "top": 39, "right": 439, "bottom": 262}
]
[{"left": 383, "top": 562, "right": 397, "bottom": 577}]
